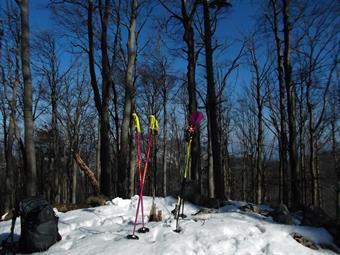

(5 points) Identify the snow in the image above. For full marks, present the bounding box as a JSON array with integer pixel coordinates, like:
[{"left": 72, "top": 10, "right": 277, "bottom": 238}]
[{"left": 0, "top": 196, "right": 337, "bottom": 255}]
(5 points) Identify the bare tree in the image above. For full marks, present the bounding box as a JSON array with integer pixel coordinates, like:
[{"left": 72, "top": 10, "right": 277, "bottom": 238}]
[
  {"left": 266, "top": 0, "right": 289, "bottom": 205},
  {"left": 236, "top": 95, "right": 257, "bottom": 203},
  {"left": 329, "top": 80, "right": 340, "bottom": 218},
  {"left": 159, "top": 0, "right": 202, "bottom": 185},
  {"left": 245, "top": 36, "right": 271, "bottom": 204},
  {"left": 297, "top": 0, "right": 339, "bottom": 207},
  {"left": 58, "top": 67, "right": 95, "bottom": 203},
  {"left": 16, "top": 0, "right": 37, "bottom": 196},
  {"left": 201, "top": 0, "right": 225, "bottom": 199},
  {"left": 0, "top": 1, "right": 21, "bottom": 212},
  {"left": 50, "top": 0, "right": 114, "bottom": 197},
  {"left": 32, "top": 31, "right": 71, "bottom": 203},
  {"left": 118, "top": 0, "right": 138, "bottom": 198}
]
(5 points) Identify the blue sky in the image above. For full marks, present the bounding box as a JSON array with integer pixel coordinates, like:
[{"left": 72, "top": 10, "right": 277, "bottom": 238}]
[
  {"left": 29, "top": 1, "right": 257, "bottom": 34},
  {"left": 28, "top": 0, "right": 258, "bottom": 100}
]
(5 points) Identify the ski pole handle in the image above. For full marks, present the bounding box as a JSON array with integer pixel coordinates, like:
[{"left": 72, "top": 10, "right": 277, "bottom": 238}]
[
  {"left": 132, "top": 113, "right": 141, "bottom": 134},
  {"left": 149, "top": 115, "right": 158, "bottom": 135}
]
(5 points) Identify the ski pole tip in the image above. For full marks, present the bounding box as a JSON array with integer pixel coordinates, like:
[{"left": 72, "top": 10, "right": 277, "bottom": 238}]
[{"left": 126, "top": 234, "right": 139, "bottom": 240}]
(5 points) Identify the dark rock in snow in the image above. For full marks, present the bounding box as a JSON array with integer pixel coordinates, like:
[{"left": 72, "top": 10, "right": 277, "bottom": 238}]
[
  {"left": 193, "top": 208, "right": 218, "bottom": 215},
  {"left": 290, "top": 232, "right": 318, "bottom": 250},
  {"left": 267, "top": 204, "right": 293, "bottom": 225},
  {"left": 86, "top": 195, "right": 107, "bottom": 207},
  {"left": 239, "top": 203, "right": 263, "bottom": 214}
]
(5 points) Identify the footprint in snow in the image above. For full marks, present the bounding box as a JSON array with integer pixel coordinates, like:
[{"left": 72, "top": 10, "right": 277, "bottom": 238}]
[{"left": 255, "top": 224, "right": 266, "bottom": 233}]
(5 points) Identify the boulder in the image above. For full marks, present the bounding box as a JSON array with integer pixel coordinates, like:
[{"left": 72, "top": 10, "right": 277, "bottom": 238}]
[
  {"left": 268, "top": 204, "right": 293, "bottom": 225},
  {"left": 239, "top": 203, "right": 263, "bottom": 214},
  {"left": 290, "top": 232, "right": 318, "bottom": 250}
]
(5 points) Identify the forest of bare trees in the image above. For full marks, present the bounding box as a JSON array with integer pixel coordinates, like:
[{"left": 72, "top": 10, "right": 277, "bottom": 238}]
[{"left": 0, "top": 0, "right": 339, "bottom": 220}]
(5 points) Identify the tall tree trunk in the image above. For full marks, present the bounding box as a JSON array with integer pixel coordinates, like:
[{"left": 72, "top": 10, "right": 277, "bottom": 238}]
[
  {"left": 118, "top": 0, "right": 137, "bottom": 198},
  {"left": 111, "top": 2, "right": 121, "bottom": 183},
  {"left": 18, "top": 0, "right": 37, "bottom": 196},
  {"left": 99, "top": 0, "right": 112, "bottom": 197},
  {"left": 203, "top": 0, "right": 223, "bottom": 199},
  {"left": 249, "top": 40, "right": 264, "bottom": 204},
  {"left": 270, "top": 0, "right": 288, "bottom": 205},
  {"left": 331, "top": 88, "right": 340, "bottom": 218},
  {"left": 256, "top": 102, "right": 263, "bottom": 204},
  {"left": 300, "top": 140, "right": 306, "bottom": 204},
  {"left": 207, "top": 112, "right": 214, "bottom": 198},
  {"left": 298, "top": 82, "right": 306, "bottom": 205},
  {"left": 282, "top": 0, "right": 300, "bottom": 208},
  {"left": 162, "top": 89, "right": 168, "bottom": 196},
  {"left": 3, "top": 51, "right": 18, "bottom": 211},
  {"left": 182, "top": 12, "right": 201, "bottom": 184},
  {"left": 160, "top": 0, "right": 201, "bottom": 191},
  {"left": 129, "top": 124, "right": 135, "bottom": 197},
  {"left": 96, "top": 120, "right": 101, "bottom": 185},
  {"left": 100, "top": 105, "right": 111, "bottom": 196},
  {"left": 308, "top": 102, "right": 319, "bottom": 206},
  {"left": 333, "top": 116, "right": 340, "bottom": 218},
  {"left": 72, "top": 158, "right": 77, "bottom": 204},
  {"left": 51, "top": 74, "right": 60, "bottom": 203},
  {"left": 242, "top": 152, "right": 247, "bottom": 201},
  {"left": 2, "top": 71, "right": 10, "bottom": 212},
  {"left": 87, "top": 0, "right": 112, "bottom": 197}
]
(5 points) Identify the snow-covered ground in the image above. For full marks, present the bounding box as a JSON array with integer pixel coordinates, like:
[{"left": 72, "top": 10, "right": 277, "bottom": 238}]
[{"left": 0, "top": 196, "right": 337, "bottom": 255}]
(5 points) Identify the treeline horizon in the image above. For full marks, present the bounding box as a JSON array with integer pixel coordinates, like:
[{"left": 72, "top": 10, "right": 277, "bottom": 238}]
[{"left": 0, "top": 0, "right": 339, "bottom": 219}]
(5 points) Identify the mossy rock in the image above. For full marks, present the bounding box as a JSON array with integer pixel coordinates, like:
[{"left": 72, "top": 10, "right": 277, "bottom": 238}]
[{"left": 86, "top": 195, "right": 107, "bottom": 207}]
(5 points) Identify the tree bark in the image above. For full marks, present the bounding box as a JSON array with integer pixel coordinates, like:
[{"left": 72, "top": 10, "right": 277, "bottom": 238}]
[
  {"left": 3, "top": 48, "right": 18, "bottom": 211},
  {"left": 282, "top": 0, "right": 300, "bottom": 208},
  {"left": 72, "top": 158, "right": 77, "bottom": 204},
  {"left": 307, "top": 92, "right": 319, "bottom": 206},
  {"left": 270, "top": 0, "right": 289, "bottom": 205},
  {"left": 203, "top": 0, "right": 223, "bottom": 199},
  {"left": 18, "top": 0, "right": 37, "bottom": 197},
  {"left": 242, "top": 152, "right": 247, "bottom": 201},
  {"left": 248, "top": 39, "right": 265, "bottom": 204},
  {"left": 255, "top": 91, "right": 263, "bottom": 204},
  {"left": 118, "top": 0, "right": 137, "bottom": 198},
  {"left": 331, "top": 85, "right": 340, "bottom": 218},
  {"left": 96, "top": 120, "right": 101, "bottom": 185},
  {"left": 162, "top": 88, "right": 168, "bottom": 196},
  {"left": 129, "top": 123, "right": 135, "bottom": 197},
  {"left": 298, "top": 81, "right": 306, "bottom": 205},
  {"left": 99, "top": 0, "right": 112, "bottom": 197},
  {"left": 207, "top": 112, "right": 214, "bottom": 198},
  {"left": 181, "top": 0, "right": 201, "bottom": 184},
  {"left": 87, "top": 0, "right": 112, "bottom": 197}
]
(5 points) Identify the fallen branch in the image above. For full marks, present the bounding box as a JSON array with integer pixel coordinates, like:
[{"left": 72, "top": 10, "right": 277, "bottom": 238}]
[{"left": 74, "top": 152, "right": 100, "bottom": 195}]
